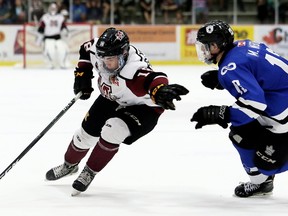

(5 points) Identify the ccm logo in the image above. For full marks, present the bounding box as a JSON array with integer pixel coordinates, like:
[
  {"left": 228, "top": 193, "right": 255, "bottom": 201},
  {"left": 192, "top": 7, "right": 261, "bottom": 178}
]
[{"left": 256, "top": 151, "right": 276, "bottom": 164}]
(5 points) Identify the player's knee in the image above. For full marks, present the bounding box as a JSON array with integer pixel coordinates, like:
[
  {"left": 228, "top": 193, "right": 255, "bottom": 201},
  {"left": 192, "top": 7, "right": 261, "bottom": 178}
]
[
  {"left": 229, "top": 129, "right": 255, "bottom": 149},
  {"left": 101, "top": 117, "right": 131, "bottom": 144},
  {"left": 73, "top": 127, "right": 98, "bottom": 149}
]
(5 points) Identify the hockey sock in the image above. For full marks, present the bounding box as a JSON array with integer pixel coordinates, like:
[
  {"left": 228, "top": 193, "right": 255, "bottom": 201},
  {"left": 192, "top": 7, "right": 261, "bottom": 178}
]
[
  {"left": 64, "top": 140, "right": 89, "bottom": 164},
  {"left": 86, "top": 137, "right": 119, "bottom": 172}
]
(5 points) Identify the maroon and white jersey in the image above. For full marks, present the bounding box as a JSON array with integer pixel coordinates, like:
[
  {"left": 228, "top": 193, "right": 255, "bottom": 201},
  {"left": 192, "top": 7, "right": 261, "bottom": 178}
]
[
  {"left": 76, "top": 37, "right": 169, "bottom": 108},
  {"left": 38, "top": 13, "right": 67, "bottom": 38}
]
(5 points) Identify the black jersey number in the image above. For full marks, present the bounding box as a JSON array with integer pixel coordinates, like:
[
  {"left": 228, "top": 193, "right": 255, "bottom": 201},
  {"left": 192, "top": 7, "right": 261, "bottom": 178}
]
[{"left": 132, "top": 45, "right": 152, "bottom": 68}]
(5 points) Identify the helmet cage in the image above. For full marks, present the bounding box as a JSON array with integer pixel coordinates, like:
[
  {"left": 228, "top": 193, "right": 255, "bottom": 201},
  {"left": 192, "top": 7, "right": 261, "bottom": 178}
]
[
  {"left": 196, "top": 20, "right": 234, "bottom": 64},
  {"left": 98, "top": 54, "right": 126, "bottom": 76},
  {"left": 195, "top": 41, "right": 213, "bottom": 64}
]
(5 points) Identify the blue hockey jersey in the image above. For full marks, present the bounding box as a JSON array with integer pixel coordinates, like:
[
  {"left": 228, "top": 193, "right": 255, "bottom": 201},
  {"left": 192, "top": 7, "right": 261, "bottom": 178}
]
[{"left": 218, "top": 40, "right": 288, "bottom": 133}]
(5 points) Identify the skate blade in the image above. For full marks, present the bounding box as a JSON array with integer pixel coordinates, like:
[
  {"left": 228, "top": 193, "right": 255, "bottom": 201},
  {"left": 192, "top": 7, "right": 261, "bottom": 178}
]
[
  {"left": 233, "top": 191, "right": 273, "bottom": 198},
  {"left": 71, "top": 189, "right": 81, "bottom": 197}
]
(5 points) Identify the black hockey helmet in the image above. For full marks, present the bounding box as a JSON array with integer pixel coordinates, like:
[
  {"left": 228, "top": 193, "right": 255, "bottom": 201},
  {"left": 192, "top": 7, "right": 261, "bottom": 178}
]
[
  {"left": 96, "top": 27, "right": 130, "bottom": 58},
  {"left": 197, "top": 20, "right": 234, "bottom": 51}
]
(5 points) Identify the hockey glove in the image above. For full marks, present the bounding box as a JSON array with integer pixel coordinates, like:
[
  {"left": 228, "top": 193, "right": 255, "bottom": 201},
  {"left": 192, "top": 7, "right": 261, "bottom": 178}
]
[
  {"left": 201, "top": 70, "right": 224, "bottom": 90},
  {"left": 191, "top": 105, "right": 230, "bottom": 129},
  {"left": 73, "top": 70, "right": 94, "bottom": 100},
  {"left": 150, "top": 84, "right": 189, "bottom": 110}
]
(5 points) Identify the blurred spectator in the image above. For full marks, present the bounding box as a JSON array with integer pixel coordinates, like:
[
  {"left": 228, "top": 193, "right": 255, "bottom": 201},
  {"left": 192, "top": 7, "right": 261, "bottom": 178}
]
[
  {"left": 139, "top": 0, "right": 152, "bottom": 24},
  {"left": 101, "top": 0, "right": 121, "bottom": 24},
  {"left": 279, "top": 2, "right": 288, "bottom": 23},
  {"left": 113, "top": 1, "right": 122, "bottom": 24},
  {"left": 0, "top": 0, "right": 12, "bottom": 24},
  {"left": 119, "top": 0, "right": 137, "bottom": 24},
  {"left": 86, "top": 0, "right": 103, "bottom": 24},
  {"left": 257, "top": 0, "right": 268, "bottom": 23},
  {"left": 237, "top": 0, "right": 245, "bottom": 12},
  {"left": 213, "top": 0, "right": 245, "bottom": 11},
  {"left": 72, "top": 0, "right": 87, "bottom": 22},
  {"left": 161, "top": 0, "right": 183, "bottom": 24},
  {"left": 62, "top": 0, "right": 70, "bottom": 9},
  {"left": 256, "top": 0, "right": 274, "bottom": 24},
  {"left": 102, "top": 0, "right": 110, "bottom": 24},
  {"left": 56, "top": 0, "right": 69, "bottom": 12},
  {"left": 30, "top": 0, "right": 44, "bottom": 22},
  {"left": 193, "top": 0, "right": 208, "bottom": 24},
  {"left": 11, "top": 0, "right": 27, "bottom": 24}
]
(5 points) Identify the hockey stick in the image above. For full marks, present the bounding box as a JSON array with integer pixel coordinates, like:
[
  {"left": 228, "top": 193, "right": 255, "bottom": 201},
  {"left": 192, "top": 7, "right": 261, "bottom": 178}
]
[{"left": 0, "top": 92, "right": 82, "bottom": 180}]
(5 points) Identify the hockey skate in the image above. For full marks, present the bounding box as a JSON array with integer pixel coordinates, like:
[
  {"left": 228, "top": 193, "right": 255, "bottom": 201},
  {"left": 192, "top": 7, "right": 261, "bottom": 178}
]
[
  {"left": 234, "top": 175, "right": 274, "bottom": 198},
  {"left": 46, "top": 162, "right": 79, "bottom": 181},
  {"left": 71, "top": 165, "right": 97, "bottom": 196}
]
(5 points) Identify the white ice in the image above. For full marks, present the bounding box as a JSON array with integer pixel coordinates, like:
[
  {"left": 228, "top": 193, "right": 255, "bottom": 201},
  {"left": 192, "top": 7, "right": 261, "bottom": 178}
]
[{"left": 1, "top": 65, "right": 288, "bottom": 216}]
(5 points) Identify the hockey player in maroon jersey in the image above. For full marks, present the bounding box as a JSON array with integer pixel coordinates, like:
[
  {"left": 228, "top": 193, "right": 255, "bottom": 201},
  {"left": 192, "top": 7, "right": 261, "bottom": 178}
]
[
  {"left": 37, "top": 3, "right": 69, "bottom": 69},
  {"left": 45, "top": 27, "right": 189, "bottom": 196}
]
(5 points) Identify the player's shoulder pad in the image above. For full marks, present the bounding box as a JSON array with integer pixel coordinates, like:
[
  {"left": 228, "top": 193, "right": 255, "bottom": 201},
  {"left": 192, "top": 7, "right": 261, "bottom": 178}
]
[
  {"left": 119, "top": 56, "right": 149, "bottom": 80},
  {"left": 79, "top": 37, "right": 97, "bottom": 55}
]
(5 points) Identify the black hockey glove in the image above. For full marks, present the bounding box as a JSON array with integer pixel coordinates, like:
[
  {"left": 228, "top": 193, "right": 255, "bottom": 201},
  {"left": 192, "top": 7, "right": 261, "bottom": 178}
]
[
  {"left": 191, "top": 105, "right": 230, "bottom": 129},
  {"left": 150, "top": 84, "right": 189, "bottom": 110},
  {"left": 201, "top": 70, "right": 224, "bottom": 90},
  {"left": 73, "top": 70, "right": 94, "bottom": 100}
]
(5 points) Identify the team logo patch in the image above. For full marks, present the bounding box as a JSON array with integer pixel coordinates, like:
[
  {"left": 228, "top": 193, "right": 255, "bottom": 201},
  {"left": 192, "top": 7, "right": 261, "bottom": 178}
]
[
  {"left": 99, "top": 40, "right": 105, "bottom": 47},
  {"left": 265, "top": 145, "right": 275, "bottom": 156},
  {"left": 115, "top": 31, "right": 125, "bottom": 41},
  {"left": 237, "top": 41, "right": 246, "bottom": 47},
  {"left": 109, "top": 75, "right": 119, "bottom": 85}
]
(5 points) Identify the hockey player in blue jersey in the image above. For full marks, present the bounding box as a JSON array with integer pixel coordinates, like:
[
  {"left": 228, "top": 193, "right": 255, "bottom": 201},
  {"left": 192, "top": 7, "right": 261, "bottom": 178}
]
[{"left": 191, "top": 20, "right": 288, "bottom": 198}]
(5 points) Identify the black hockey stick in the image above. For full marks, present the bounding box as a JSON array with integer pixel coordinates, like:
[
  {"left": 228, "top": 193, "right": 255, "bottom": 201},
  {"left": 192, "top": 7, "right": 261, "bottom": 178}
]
[{"left": 0, "top": 92, "right": 82, "bottom": 180}]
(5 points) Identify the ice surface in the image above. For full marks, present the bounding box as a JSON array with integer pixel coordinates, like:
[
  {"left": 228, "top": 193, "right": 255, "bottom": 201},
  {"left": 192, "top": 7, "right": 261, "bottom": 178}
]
[{"left": 1, "top": 66, "right": 288, "bottom": 216}]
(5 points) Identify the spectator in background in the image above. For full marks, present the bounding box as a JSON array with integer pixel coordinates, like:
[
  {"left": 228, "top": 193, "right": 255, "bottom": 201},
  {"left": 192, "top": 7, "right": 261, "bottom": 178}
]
[
  {"left": 113, "top": 1, "right": 122, "bottom": 24},
  {"left": 86, "top": 0, "right": 103, "bottom": 24},
  {"left": 279, "top": 1, "right": 288, "bottom": 23},
  {"left": 11, "top": 0, "right": 27, "bottom": 24},
  {"left": 101, "top": 0, "right": 122, "bottom": 24},
  {"left": 212, "top": 0, "right": 245, "bottom": 12},
  {"left": 0, "top": 0, "right": 12, "bottom": 24},
  {"left": 257, "top": 0, "right": 268, "bottom": 23},
  {"left": 256, "top": 0, "right": 274, "bottom": 24},
  {"left": 56, "top": 0, "right": 69, "bottom": 13},
  {"left": 161, "top": 0, "right": 183, "bottom": 24},
  {"left": 139, "top": 0, "right": 152, "bottom": 24},
  {"left": 72, "top": 0, "right": 87, "bottom": 22},
  {"left": 102, "top": 0, "right": 110, "bottom": 24},
  {"left": 30, "top": 0, "right": 44, "bottom": 22},
  {"left": 193, "top": 0, "right": 208, "bottom": 24},
  {"left": 119, "top": 0, "right": 137, "bottom": 24}
]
